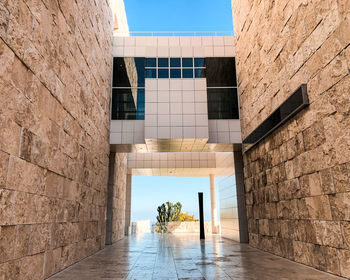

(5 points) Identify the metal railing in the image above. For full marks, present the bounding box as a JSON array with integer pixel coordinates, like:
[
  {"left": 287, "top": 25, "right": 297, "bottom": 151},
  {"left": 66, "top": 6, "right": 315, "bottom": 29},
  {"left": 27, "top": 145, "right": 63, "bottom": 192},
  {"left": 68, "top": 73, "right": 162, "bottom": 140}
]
[{"left": 115, "top": 31, "right": 234, "bottom": 37}]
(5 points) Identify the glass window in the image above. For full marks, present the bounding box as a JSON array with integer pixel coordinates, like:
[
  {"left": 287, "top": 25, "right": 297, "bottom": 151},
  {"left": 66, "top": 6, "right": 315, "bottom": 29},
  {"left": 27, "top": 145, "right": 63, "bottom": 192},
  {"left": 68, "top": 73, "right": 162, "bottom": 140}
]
[
  {"left": 146, "top": 69, "right": 157, "bottom": 78},
  {"left": 194, "top": 68, "right": 206, "bottom": 78},
  {"left": 111, "top": 88, "right": 137, "bottom": 120},
  {"left": 182, "top": 58, "right": 193, "bottom": 67},
  {"left": 113, "top": 57, "right": 146, "bottom": 87},
  {"left": 170, "top": 69, "right": 181, "bottom": 78},
  {"left": 136, "top": 89, "right": 145, "bottom": 120},
  {"left": 182, "top": 69, "right": 193, "bottom": 78},
  {"left": 158, "top": 69, "right": 169, "bottom": 78},
  {"left": 206, "top": 57, "right": 237, "bottom": 87},
  {"left": 134, "top": 58, "right": 145, "bottom": 87},
  {"left": 207, "top": 88, "right": 239, "bottom": 119},
  {"left": 146, "top": 58, "right": 156, "bottom": 67},
  {"left": 158, "top": 58, "right": 169, "bottom": 67},
  {"left": 111, "top": 89, "right": 145, "bottom": 120},
  {"left": 112, "top": 58, "right": 131, "bottom": 87},
  {"left": 170, "top": 58, "right": 181, "bottom": 67},
  {"left": 194, "top": 58, "right": 205, "bottom": 67}
]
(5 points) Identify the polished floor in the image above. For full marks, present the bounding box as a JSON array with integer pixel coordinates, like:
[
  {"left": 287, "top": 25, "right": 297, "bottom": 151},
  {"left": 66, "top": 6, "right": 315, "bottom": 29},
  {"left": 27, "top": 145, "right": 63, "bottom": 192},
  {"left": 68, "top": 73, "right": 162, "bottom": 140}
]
[{"left": 49, "top": 234, "right": 343, "bottom": 280}]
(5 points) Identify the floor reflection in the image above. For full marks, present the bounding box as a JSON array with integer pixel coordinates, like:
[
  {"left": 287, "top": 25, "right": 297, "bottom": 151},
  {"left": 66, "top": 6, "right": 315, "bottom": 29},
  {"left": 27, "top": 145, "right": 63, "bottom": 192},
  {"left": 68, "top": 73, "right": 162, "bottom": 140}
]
[{"left": 49, "top": 233, "right": 342, "bottom": 280}]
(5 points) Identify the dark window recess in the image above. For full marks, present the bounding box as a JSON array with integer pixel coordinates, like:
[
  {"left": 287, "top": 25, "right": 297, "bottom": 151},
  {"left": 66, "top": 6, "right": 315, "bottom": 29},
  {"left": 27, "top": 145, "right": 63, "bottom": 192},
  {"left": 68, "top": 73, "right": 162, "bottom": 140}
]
[
  {"left": 206, "top": 57, "right": 237, "bottom": 87},
  {"left": 170, "top": 58, "right": 181, "bottom": 67},
  {"left": 113, "top": 57, "right": 145, "bottom": 87},
  {"left": 182, "top": 58, "right": 193, "bottom": 67},
  {"left": 243, "top": 84, "right": 309, "bottom": 145},
  {"left": 111, "top": 89, "right": 145, "bottom": 120},
  {"left": 207, "top": 88, "right": 239, "bottom": 119},
  {"left": 158, "top": 69, "right": 169, "bottom": 78},
  {"left": 194, "top": 58, "right": 205, "bottom": 67},
  {"left": 113, "top": 57, "right": 131, "bottom": 87},
  {"left": 146, "top": 69, "right": 157, "bottom": 78},
  {"left": 146, "top": 58, "right": 156, "bottom": 67},
  {"left": 195, "top": 68, "right": 206, "bottom": 78},
  {"left": 182, "top": 68, "right": 193, "bottom": 78},
  {"left": 170, "top": 69, "right": 181, "bottom": 78},
  {"left": 158, "top": 58, "right": 169, "bottom": 67}
]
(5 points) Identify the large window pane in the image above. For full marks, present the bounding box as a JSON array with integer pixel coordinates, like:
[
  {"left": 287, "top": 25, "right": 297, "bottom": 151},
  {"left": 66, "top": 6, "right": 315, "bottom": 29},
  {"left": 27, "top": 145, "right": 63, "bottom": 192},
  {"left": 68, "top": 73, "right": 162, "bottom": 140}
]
[
  {"left": 113, "top": 57, "right": 146, "bottom": 87},
  {"left": 206, "top": 57, "right": 237, "bottom": 87},
  {"left": 113, "top": 58, "right": 131, "bottom": 87},
  {"left": 194, "top": 58, "right": 205, "bottom": 67},
  {"left": 111, "top": 89, "right": 145, "bottom": 120},
  {"left": 158, "top": 58, "right": 169, "bottom": 67},
  {"left": 182, "top": 58, "right": 193, "bottom": 67},
  {"left": 194, "top": 68, "right": 206, "bottom": 78},
  {"left": 134, "top": 58, "right": 145, "bottom": 87},
  {"left": 170, "top": 58, "right": 181, "bottom": 67},
  {"left": 207, "top": 88, "right": 239, "bottom": 119},
  {"left": 111, "top": 88, "right": 137, "bottom": 120},
  {"left": 170, "top": 69, "right": 181, "bottom": 78},
  {"left": 146, "top": 69, "right": 157, "bottom": 78},
  {"left": 182, "top": 68, "right": 193, "bottom": 78},
  {"left": 158, "top": 69, "right": 169, "bottom": 78},
  {"left": 146, "top": 58, "right": 156, "bottom": 67}
]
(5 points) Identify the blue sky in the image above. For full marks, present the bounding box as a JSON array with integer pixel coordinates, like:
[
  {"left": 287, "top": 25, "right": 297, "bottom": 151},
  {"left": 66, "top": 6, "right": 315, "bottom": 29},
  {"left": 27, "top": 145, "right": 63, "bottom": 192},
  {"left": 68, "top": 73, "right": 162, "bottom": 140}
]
[
  {"left": 131, "top": 176, "right": 217, "bottom": 222},
  {"left": 124, "top": 0, "right": 233, "bottom": 32},
  {"left": 124, "top": 0, "right": 232, "bottom": 222}
]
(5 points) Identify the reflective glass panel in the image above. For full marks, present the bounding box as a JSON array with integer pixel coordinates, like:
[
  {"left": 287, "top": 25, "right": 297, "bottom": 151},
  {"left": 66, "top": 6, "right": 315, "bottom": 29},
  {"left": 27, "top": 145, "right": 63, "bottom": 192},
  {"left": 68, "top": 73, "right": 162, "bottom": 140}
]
[
  {"left": 134, "top": 58, "right": 145, "bottom": 87},
  {"left": 170, "top": 58, "right": 181, "bottom": 67},
  {"left": 194, "top": 58, "right": 205, "bottom": 67},
  {"left": 146, "top": 69, "right": 157, "bottom": 78},
  {"left": 158, "top": 58, "right": 169, "bottom": 67},
  {"left": 207, "top": 88, "right": 239, "bottom": 119},
  {"left": 182, "top": 58, "right": 193, "bottom": 67},
  {"left": 170, "top": 69, "right": 181, "bottom": 78},
  {"left": 206, "top": 57, "right": 237, "bottom": 87},
  {"left": 113, "top": 57, "right": 146, "bottom": 87},
  {"left": 113, "top": 58, "right": 131, "bottom": 87},
  {"left": 146, "top": 58, "right": 156, "bottom": 67},
  {"left": 158, "top": 69, "right": 169, "bottom": 78},
  {"left": 182, "top": 69, "right": 193, "bottom": 78},
  {"left": 194, "top": 68, "right": 206, "bottom": 78},
  {"left": 111, "top": 88, "right": 137, "bottom": 120}
]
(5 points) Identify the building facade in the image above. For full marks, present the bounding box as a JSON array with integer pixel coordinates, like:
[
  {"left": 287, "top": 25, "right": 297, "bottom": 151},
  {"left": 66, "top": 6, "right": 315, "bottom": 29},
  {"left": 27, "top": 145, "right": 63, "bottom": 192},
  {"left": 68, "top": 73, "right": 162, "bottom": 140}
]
[{"left": 0, "top": 0, "right": 349, "bottom": 279}]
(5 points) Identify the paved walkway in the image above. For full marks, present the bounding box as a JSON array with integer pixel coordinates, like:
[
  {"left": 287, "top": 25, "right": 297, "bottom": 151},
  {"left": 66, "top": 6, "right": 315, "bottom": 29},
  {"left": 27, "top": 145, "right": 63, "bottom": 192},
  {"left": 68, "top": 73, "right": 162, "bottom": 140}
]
[{"left": 49, "top": 234, "right": 343, "bottom": 280}]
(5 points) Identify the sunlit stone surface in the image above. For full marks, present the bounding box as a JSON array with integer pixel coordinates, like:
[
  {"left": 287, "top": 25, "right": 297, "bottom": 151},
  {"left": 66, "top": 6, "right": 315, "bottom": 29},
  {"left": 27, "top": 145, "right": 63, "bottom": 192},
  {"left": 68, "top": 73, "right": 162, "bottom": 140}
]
[{"left": 49, "top": 234, "right": 343, "bottom": 280}]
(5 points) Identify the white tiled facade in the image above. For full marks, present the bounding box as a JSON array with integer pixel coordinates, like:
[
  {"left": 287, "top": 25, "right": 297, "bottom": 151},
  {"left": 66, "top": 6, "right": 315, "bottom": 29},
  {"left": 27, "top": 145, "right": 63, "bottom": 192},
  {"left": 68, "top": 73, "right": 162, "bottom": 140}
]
[
  {"left": 110, "top": 36, "right": 241, "bottom": 151},
  {"left": 112, "top": 36, "right": 235, "bottom": 58},
  {"left": 144, "top": 78, "right": 208, "bottom": 140}
]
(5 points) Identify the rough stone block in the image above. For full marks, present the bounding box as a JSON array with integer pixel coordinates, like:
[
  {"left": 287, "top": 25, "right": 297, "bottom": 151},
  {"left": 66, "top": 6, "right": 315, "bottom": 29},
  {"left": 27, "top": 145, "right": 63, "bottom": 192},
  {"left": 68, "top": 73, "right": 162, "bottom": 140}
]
[
  {"left": 0, "top": 150, "right": 9, "bottom": 186},
  {"left": 329, "top": 192, "right": 350, "bottom": 220},
  {"left": 341, "top": 221, "right": 350, "bottom": 249},
  {"left": 0, "top": 225, "right": 15, "bottom": 262},
  {"left": 7, "top": 157, "right": 46, "bottom": 194},
  {"left": 338, "top": 249, "right": 350, "bottom": 278},
  {"left": 14, "top": 225, "right": 31, "bottom": 258},
  {"left": 0, "top": 188, "right": 15, "bottom": 225},
  {"left": 304, "top": 195, "right": 332, "bottom": 220}
]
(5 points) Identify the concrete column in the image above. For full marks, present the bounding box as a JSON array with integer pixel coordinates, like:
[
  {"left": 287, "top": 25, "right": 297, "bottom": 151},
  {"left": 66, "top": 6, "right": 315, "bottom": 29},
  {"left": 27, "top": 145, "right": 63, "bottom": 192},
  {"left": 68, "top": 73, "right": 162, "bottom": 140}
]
[
  {"left": 209, "top": 174, "right": 219, "bottom": 234},
  {"left": 125, "top": 174, "right": 132, "bottom": 235}
]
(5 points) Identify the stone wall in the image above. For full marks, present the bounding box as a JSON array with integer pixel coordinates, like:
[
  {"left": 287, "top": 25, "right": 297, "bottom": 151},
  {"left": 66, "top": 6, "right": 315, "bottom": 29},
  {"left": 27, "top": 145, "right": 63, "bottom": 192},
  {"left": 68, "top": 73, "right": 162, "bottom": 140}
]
[
  {"left": 0, "top": 0, "right": 113, "bottom": 279},
  {"left": 232, "top": 0, "right": 350, "bottom": 278},
  {"left": 106, "top": 153, "right": 127, "bottom": 244}
]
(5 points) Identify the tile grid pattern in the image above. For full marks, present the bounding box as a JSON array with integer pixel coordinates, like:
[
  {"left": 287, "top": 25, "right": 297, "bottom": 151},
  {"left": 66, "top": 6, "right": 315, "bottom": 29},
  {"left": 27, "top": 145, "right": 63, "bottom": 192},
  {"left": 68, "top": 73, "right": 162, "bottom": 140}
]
[
  {"left": 113, "top": 36, "right": 236, "bottom": 58},
  {"left": 48, "top": 234, "right": 343, "bottom": 280}
]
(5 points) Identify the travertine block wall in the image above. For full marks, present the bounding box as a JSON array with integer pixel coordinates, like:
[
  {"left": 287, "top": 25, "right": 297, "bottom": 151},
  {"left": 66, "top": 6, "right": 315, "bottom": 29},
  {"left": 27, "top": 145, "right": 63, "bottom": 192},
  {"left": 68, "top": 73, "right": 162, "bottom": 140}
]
[
  {"left": 106, "top": 153, "right": 128, "bottom": 244},
  {"left": 232, "top": 0, "right": 350, "bottom": 278},
  {"left": 0, "top": 0, "right": 113, "bottom": 278}
]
